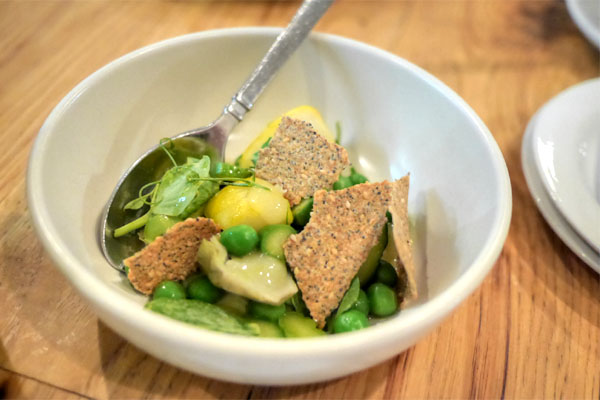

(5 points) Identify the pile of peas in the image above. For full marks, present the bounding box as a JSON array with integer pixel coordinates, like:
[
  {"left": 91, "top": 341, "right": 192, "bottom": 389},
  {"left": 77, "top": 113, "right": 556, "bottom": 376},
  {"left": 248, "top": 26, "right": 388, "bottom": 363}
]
[{"left": 332, "top": 260, "right": 400, "bottom": 334}]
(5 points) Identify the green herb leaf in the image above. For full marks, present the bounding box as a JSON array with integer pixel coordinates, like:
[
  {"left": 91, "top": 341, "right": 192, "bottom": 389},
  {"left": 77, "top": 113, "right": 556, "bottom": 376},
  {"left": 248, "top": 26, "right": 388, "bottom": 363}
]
[
  {"left": 251, "top": 137, "right": 272, "bottom": 166},
  {"left": 233, "top": 154, "right": 242, "bottom": 167},
  {"left": 145, "top": 298, "right": 259, "bottom": 336},
  {"left": 336, "top": 277, "right": 360, "bottom": 317},
  {"left": 335, "top": 121, "right": 342, "bottom": 144},
  {"left": 152, "top": 156, "right": 216, "bottom": 217},
  {"left": 122, "top": 181, "right": 159, "bottom": 210},
  {"left": 123, "top": 196, "right": 148, "bottom": 210},
  {"left": 290, "top": 292, "right": 308, "bottom": 315}
]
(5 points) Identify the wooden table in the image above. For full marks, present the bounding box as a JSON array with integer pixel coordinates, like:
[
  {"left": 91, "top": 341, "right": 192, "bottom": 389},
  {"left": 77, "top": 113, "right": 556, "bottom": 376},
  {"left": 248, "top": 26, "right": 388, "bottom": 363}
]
[{"left": 1, "top": 0, "right": 599, "bottom": 398}]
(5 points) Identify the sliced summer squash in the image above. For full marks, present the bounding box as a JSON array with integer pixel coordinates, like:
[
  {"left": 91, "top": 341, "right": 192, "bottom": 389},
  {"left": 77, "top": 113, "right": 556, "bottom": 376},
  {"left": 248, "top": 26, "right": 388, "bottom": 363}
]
[{"left": 197, "top": 237, "right": 298, "bottom": 305}]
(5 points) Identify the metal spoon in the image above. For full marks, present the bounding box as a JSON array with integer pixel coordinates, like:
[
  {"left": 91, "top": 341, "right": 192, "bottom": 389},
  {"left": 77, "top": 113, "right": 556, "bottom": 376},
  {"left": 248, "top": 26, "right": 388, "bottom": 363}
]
[{"left": 100, "top": 0, "right": 333, "bottom": 270}]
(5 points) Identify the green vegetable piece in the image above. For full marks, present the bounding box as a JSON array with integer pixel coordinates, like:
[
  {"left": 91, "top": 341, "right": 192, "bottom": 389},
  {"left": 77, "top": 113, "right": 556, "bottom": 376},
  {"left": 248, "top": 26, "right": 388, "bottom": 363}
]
[
  {"left": 333, "top": 176, "right": 353, "bottom": 190},
  {"left": 356, "top": 225, "right": 388, "bottom": 285},
  {"left": 349, "top": 168, "right": 368, "bottom": 185},
  {"left": 233, "top": 154, "right": 243, "bottom": 167},
  {"left": 289, "top": 292, "right": 309, "bottom": 315},
  {"left": 216, "top": 293, "right": 249, "bottom": 316},
  {"left": 292, "top": 197, "right": 313, "bottom": 227},
  {"left": 186, "top": 204, "right": 206, "bottom": 218},
  {"left": 278, "top": 312, "right": 326, "bottom": 338},
  {"left": 145, "top": 298, "right": 259, "bottom": 336},
  {"left": 251, "top": 138, "right": 272, "bottom": 166},
  {"left": 350, "top": 290, "right": 369, "bottom": 315},
  {"left": 212, "top": 162, "right": 252, "bottom": 179},
  {"left": 376, "top": 260, "right": 399, "bottom": 287},
  {"left": 153, "top": 280, "right": 186, "bottom": 300},
  {"left": 367, "top": 283, "right": 398, "bottom": 317},
  {"left": 333, "top": 310, "right": 370, "bottom": 333},
  {"left": 181, "top": 183, "right": 219, "bottom": 218},
  {"left": 386, "top": 211, "right": 393, "bottom": 224},
  {"left": 250, "top": 320, "right": 284, "bottom": 338},
  {"left": 220, "top": 224, "right": 259, "bottom": 257},
  {"left": 336, "top": 277, "right": 360, "bottom": 317},
  {"left": 198, "top": 238, "right": 298, "bottom": 305},
  {"left": 123, "top": 265, "right": 130, "bottom": 276},
  {"left": 143, "top": 214, "right": 181, "bottom": 243},
  {"left": 249, "top": 301, "right": 287, "bottom": 323},
  {"left": 259, "top": 224, "right": 297, "bottom": 261},
  {"left": 186, "top": 275, "right": 224, "bottom": 303},
  {"left": 114, "top": 212, "right": 150, "bottom": 237}
]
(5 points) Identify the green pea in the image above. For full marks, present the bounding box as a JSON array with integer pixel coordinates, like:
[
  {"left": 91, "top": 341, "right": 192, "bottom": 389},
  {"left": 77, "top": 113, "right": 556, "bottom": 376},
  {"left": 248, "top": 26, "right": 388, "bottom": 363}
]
[
  {"left": 376, "top": 260, "right": 398, "bottom": 287},
  {"left": 153, "top": 280, "right": 186, "bottom": 300},
  {"left": 249, "top": 301, "right": 287, "bottom": 323},
  {"left": 212, "top": 162, "right": 252, "bottom": 178},
  {"left": 220, "top": 225, "right": 259, "bottom": 256},
  {"left": 349, "top": 169, "right": 368, "bottom": 185},
  {"left": 333, "top": 310, "right": 370, "bottom": 333},
  {"left": 350, "top": 290, "right": 370, "bottom": 315},
  {"left": 186, "top": 275, "right": 223, "bottom": 303},
  {"left": 367, "top": 283, "right": 398, "bottom": 317},
  {"left": 333, "top": 176, "right": 353, "bottom": 190},
  {"left": 144, "top": 214, "right": 181, "bottom": 243}
]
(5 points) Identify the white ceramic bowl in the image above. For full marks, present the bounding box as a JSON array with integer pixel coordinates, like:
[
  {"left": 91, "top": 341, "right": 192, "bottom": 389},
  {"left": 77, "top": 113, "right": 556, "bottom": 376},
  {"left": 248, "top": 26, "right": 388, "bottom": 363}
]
[{"left": 27, "top": 28, "right": 511, "bottom": 385}]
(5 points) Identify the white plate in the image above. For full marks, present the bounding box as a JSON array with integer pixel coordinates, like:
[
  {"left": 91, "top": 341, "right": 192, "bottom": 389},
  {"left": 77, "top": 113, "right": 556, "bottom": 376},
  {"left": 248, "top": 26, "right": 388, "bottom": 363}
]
[
  {"left": 566, "top": 0, "right": 600, "bottom": 49},
  {"left": 523, "top": 113, "right": 600, "bottom": 272},
  {"left": 530, "top": 78, "right": 600, "bottom": 253}
]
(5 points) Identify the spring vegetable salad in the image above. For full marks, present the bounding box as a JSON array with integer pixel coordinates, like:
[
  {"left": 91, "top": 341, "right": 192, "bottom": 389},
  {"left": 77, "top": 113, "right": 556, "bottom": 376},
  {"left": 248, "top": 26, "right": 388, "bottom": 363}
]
[{"left": 115, "top": 105, "right": 416, "bottom": 338}]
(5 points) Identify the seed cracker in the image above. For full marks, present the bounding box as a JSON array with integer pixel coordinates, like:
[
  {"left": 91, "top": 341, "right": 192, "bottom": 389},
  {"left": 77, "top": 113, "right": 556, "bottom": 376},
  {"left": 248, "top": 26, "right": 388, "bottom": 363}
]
[
  {"left": 255, "top": 117, "right": 350, "bottom": 206},
  {"left": 389, "top": 175, "right": 418, "bottom": 305},
  {"left": 283, "top": 182, "right": 391, "bottom": 328},
  {"left": 124, "top": 217, "right": 220, "bottom": 295}
]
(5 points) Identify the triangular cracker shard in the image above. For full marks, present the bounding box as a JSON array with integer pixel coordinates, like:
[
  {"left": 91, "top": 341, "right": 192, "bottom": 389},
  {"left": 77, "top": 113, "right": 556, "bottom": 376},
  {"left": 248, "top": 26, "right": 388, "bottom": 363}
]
[{"left": 283, "top": 176, "right": 416, "bottom": 328}]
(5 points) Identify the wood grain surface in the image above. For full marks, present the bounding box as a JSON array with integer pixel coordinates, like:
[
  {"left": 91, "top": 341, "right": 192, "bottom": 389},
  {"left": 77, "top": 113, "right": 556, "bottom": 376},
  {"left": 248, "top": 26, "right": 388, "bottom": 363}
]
[{"left": 1, "top": 0, "right": 599, "bottom": 398}]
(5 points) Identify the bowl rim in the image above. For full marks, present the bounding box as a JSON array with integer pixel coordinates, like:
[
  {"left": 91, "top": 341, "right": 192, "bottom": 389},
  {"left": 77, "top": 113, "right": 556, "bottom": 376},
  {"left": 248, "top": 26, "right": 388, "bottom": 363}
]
[{"left": 27, "top": 27, "right": 512, "bottom": 356}]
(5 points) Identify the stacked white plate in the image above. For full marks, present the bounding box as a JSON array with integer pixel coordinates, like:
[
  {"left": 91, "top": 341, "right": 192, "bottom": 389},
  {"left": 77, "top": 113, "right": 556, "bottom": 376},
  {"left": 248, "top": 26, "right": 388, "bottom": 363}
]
[
  {"left": 521, "top": 78, "right": 600, "bottom": 273},
  {"left": 566, "top": 0, "right": 600, "bottom": 49}
]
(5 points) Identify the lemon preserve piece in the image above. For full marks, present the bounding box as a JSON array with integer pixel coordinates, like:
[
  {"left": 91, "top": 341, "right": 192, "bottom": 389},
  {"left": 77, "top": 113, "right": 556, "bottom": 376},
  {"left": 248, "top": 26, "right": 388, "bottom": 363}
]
[{"left": 204, "top": 178, "right": 292, "bottom": 231}]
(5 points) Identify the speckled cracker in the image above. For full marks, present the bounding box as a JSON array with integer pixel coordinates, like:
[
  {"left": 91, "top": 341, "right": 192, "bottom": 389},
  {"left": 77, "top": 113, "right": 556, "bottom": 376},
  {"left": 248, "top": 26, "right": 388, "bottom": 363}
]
[
  {"left": 283, "top": 182, "right": 391, "bottom": 327},
  {"left": 255, "top": 117, "right": 350, "bottom": 206},
  {"left": 124, "top": 217, "right": 220, "bottom": 295},
  {"left": 389, "top": 175, "right": 417, "bottom": 304}
]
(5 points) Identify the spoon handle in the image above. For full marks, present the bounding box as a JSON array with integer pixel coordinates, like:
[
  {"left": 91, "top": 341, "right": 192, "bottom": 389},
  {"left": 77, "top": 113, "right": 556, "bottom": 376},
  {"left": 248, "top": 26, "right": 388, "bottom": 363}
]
[{"left": 225, "top": 0, "right": 334, "bottom": 120}]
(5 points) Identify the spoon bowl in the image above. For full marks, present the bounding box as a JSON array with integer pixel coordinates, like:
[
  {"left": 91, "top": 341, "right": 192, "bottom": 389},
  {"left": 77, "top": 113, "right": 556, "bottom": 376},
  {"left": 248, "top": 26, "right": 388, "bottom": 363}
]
[{"left": 100, "top": 117, "right": 231, "bottom": 269}]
